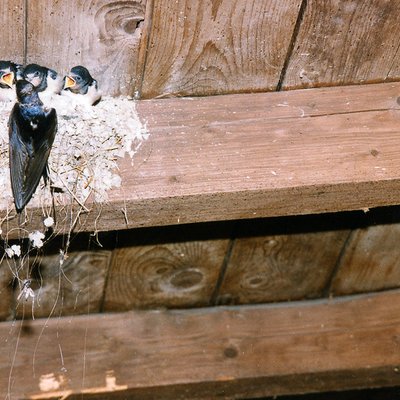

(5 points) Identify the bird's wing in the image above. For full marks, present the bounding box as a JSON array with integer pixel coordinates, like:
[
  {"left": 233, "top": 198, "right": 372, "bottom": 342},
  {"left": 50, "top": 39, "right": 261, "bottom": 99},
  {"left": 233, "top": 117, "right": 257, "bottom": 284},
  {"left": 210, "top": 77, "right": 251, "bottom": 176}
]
[
  {"left": 9, "top": 104, "right": 28, "bottom": 211},
  {"left": 34, "top": 108, "right": 57, "bottom": 153},
  {"left": 9, "top": 104, "right": 57, "bottom": 212}
]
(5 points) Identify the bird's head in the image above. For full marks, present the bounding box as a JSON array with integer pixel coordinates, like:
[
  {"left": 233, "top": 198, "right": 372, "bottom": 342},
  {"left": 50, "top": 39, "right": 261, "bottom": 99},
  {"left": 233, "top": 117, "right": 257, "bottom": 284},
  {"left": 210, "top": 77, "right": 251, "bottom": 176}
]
[
  {"left": 0, "top": 60, "right": 16, "bottom": 88},
  {"left": 63, "top": 65, "right": 94, "bottom": 94},
  {"left": 0, "top": 71, "right": 14, "bottom": 88},
  {"left": 16, "top": 79, "right": 40, "bottom": 104},
  {"left": 23, "top": 63, "right": 48, "bottom": 91}
]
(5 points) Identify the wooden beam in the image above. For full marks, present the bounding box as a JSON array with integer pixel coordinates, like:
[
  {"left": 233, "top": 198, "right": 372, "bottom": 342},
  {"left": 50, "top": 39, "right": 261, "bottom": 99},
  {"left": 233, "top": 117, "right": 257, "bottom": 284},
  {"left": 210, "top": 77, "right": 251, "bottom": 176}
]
[
  {"left": 3, "top": 82, "right": 400, "bottom": 237},
  {"left": 2, "top": 290, "right": 400, "bottom": 399}
]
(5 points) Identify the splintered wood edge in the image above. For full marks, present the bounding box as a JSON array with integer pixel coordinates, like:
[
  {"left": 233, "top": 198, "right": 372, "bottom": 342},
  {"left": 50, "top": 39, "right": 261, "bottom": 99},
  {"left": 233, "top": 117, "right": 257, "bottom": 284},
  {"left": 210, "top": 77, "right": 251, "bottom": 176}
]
[
  {"left": 3, "top": 82, "right": 400, "bottom": 238},
  {"left": 2, "top": 289, "right": 400, "bottom": 398}
]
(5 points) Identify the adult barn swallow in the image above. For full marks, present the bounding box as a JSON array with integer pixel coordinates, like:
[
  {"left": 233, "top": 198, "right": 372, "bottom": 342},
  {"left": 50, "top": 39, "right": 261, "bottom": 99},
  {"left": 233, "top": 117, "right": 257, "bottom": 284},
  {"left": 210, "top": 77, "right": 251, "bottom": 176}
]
[
  {"left": 23, "top": 63, "right": 63, "bottom": 104},
  {"left": 9, "top": 80, "right": 57, "bottom": 213},
  {"left": 63, "top": 66, "right": 101, "bottom": 106},
  {"left": 0, "top": 61, "right": 23, "bottom": 102}
]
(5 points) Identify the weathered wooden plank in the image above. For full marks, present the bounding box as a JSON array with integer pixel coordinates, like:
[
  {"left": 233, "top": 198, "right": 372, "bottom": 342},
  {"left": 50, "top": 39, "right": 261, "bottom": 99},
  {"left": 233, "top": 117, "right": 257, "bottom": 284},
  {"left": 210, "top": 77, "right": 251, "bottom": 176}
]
[
  {"left": 103, "top": 223, "right": 232, "bottom": 311},
  {"left": 217, "top": 230, "right": 349, "bottom": 305},
  {"left": 331, "top": 223, "right": 400, "bottom": 296},
  {"left": 26, "top": 0, "right": 147, "bottom": 96},
  {"left": 140, "top": 0, "right": 302, "bottom": 98},
  {"left": 101, "top": 82, "right": 400, "bottom": 230},
  {"left": 3, "top": 290, "right": 400, "bottom": 398},
  {"left": 104, "top": 237, "right": 229, "bottom": 310},
  {"left": 282, "top": 0, "right": 400, "bottom": 89},
  {"left": 2, "top": 82, "right": 400, "bottom": 237},
  {"left": 0, "top": 1, "right": 25, "bottom": 63},
  {"left": 12, "top": 250, "right": 111, "bottom": 320}
]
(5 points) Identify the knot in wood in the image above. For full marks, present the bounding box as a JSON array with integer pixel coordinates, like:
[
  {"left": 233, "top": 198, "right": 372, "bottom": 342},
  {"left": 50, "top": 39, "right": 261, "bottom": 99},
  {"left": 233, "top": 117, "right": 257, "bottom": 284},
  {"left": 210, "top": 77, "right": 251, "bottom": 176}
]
[
  {"left": 123, "top": 18, "right": 144, "bottom": 34},
  {"left": 169, "top": 269, "right": 204, "bottom": 290},
  {"left": 223, "top": 346, "right": 238, "bottom": 359},
  {"left": 95, "top": 2, "right": 145, "bottom": 40}
]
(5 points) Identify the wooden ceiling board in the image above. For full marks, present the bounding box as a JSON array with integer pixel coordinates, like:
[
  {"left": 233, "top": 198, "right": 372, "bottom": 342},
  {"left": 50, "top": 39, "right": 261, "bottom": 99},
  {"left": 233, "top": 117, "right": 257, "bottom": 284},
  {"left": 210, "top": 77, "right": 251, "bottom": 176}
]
[
  {"left": 140, "top": 0, "right": 303, "bottom": 98},
  {"left": 282, "top": 0, "right": 400, "bottom": 89}
]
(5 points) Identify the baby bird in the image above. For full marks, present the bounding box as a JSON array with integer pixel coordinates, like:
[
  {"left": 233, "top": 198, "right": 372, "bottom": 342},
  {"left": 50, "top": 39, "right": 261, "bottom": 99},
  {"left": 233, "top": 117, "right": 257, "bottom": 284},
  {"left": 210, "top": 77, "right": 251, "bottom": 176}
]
[
  {"left": 0, "top": 61, "right": 23, "bottom": 102},
  {"left": 9, "top": 80, "right": 57, "bottom": 213},
  {"left": 23, "top": 63, "right": 63, "bottom": 105},
  {"left": 62, "top": 65, "right": 101, "bottom": 106}
]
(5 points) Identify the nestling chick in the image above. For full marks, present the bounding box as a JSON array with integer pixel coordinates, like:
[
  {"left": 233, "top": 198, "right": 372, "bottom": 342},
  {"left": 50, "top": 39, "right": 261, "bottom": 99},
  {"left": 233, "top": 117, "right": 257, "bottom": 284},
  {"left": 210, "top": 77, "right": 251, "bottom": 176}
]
[
  {"left": 9, "top": 80, "right": 57, "bottom": 213},
  {"left": 23, "top": 63, "right": 63, "bottom": 105},
  {"left": 0, "top": 61, "right": 23, "bottom": 102},
  {"left": 62, "top": 65, "right": 101, "bottom": 106}
]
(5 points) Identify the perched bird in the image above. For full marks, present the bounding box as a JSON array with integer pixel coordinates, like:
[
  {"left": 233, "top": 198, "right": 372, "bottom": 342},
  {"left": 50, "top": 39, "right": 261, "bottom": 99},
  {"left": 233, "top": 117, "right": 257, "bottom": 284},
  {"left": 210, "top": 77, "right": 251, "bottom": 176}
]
[
  {"left": 62, "top": 65, "right": 101, "bottom": 106},
  {"left": 23, "top": 63, "right": 63, "bottom": 105},
  {"left": 0, "top": 61, "right": 23, "bottom": 102},
  {"left": 9, "top": 80, "right": 57, "bottom": 213}
]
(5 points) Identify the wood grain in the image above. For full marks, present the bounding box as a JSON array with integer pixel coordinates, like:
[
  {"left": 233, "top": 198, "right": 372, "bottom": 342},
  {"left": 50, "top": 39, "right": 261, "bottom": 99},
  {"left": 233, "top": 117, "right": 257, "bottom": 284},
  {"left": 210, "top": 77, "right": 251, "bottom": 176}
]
[
  {"left": 106, "top": 82, "right": 400, "bottom": 229},
  {"left": 0, "top": 1, "right": 25, "bottom": 63},
  {"left": 140, "top": 0, "right": 302, "bottom": 98},
  {"left": 282, "top": 0, "right": 400, "bottom": 89},
  {"left": 0, "top": 259, "right": 13, "bottom": 321},
  {"left": 331, "top": 223, "right": 400, "bottom": 295},
  {"left": 2, "top": 82, "right": 400, "bottom": 237},
  {"left": 3, "top": 290, "right": 400, "bottom": 398},
  {"left": 218, "top": 231, "right": 348, "bottom": 305},
  {"left": 26, "top": 0, "right": 147, "bottom": 96},
  {"left": 104, "top": 238, "right": 229, "bottom": 310},
  {"left": 13, "top": 250, "right": 111, "bottom": 320}
]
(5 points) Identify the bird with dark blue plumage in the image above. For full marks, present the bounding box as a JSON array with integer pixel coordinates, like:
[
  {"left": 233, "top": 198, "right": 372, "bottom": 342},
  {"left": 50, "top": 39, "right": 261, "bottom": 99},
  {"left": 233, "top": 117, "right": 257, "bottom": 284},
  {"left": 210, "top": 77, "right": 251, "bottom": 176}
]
[{"left": 8, "top": 80, "right": 57, "bottom": 213}]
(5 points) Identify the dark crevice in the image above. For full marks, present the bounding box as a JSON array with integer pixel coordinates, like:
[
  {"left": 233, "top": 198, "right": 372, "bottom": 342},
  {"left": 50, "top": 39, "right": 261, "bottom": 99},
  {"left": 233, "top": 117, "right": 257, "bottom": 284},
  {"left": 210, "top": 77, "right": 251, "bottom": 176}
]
[
  {"left": 308, "top": 107, "right": 399, "bottom": 118},
  {"left": 321, "top": 229, "right": 354, "bottom": 298},
  {"left": 209, "top": 237, "right": 236, "bottom": 306},
  {"left": 276, "top": 0, "right": 308, "bottom": 91}
]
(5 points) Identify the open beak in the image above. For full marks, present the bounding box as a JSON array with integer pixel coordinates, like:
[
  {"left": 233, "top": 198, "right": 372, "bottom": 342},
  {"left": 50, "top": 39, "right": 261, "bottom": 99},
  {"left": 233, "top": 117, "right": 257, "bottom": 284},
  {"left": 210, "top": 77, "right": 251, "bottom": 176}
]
[
  {"left": 64, "top": 75, "right": 76, "bottom": 89},
  {"left": 1, "top": 72, "right": 14, "bottom": 88}
]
